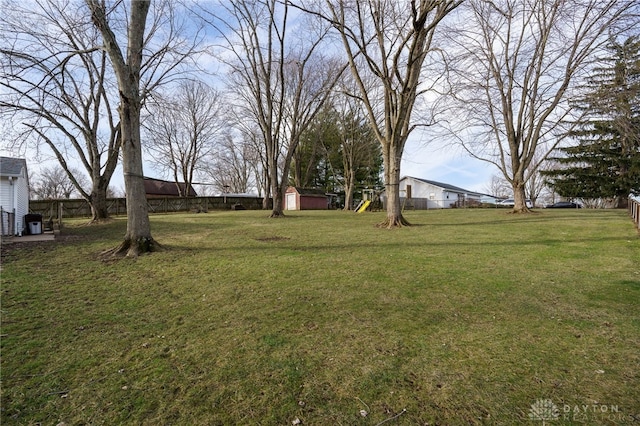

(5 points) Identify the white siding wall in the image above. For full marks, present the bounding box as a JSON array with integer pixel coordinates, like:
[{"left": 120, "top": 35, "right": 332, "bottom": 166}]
[
  {"left": 285, "top": 192, "right": 298, "bottom": 210},
  {"left": 15, "top": 169, "right": 29, "bottom": 234},
  {"left": 400, "top": 177, "right": 481, "bottom": 209},
  {"left": 399, "top": 177, "right": 448, "bottom": 208},
  {"left": 0, "top": 169, "right": 29, "bottom": 235},
  {"left": 0, "top": 178, "right": 13, "bottom": 233}
]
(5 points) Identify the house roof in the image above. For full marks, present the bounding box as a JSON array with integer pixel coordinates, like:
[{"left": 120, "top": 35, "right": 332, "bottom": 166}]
[
  {"left": 478, "top": 193, "right": 501, "bottom": 199},
  {"left": 0, "top": 156, "right": 27, "bottom": 177},
  {"left": 402, "top": 176, "right": 481, "bottom": 196},
  {"left": 144, "top": 177, "right": 197, "bottom": 197}
]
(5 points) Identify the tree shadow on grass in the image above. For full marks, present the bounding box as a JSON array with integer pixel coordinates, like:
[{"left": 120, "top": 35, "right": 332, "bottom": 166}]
[
  {"left": 617, "top": 280, "right": 640, "bottom": 291},
  {"left": 411, "top": 212, "right": 599, "bottom": 228},
  {"left": 165, "top": 234, "right": 633, "bottom": 256}
]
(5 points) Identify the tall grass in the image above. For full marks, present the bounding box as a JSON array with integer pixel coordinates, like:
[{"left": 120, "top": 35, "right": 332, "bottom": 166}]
[{"left": 1, "top": 209, "right": 639, "bottom": 425}]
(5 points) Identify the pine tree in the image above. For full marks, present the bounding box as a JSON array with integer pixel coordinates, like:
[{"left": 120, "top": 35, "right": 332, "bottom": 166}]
[
  {"left": 544, "top": 36, "right": 640, "bottom": 208},
  {"left": 290, "top": 105, "right": 382, "bottom": 203}
]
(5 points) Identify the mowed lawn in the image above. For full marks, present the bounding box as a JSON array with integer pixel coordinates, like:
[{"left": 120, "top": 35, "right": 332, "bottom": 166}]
[{"left": 1, "top": 209, "right": 639, "bottom": 425}]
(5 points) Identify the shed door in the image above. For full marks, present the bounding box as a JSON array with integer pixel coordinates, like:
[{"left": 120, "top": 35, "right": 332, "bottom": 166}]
[{"left": 286, "top": 193, "right": 297, "bottom": 210}]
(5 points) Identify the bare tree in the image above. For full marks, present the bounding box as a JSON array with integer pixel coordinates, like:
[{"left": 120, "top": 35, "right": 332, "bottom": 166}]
[
  {"left": 31, "top": 166, "right": 89, "bottom": 200},
  {"left": 230, "top": 117, "right": 269, "bottom": 198},
  {"left": 444, "top": 0, "right": 636, "bottom": 213},
  {"left": 484, "top": 174, "right": 511, "bottom": 199},
  {"left": 1, "top": 0, "right": 205, "bottom": 227},
  {"left": 216, "top": 106, "right": 270, "bottom": 201},
  {"left": 200, "top": 0, "right": 343, "bottom": 217},
  {"left": 332, "top": 91, "right": 380, "bottom": 211},
  {"left": 485, "top": 151, "right": 551, "bottom": 206},
  {"left": 87, "top": 0, "right": 204, "bottom": 256},
  {"left": 525, "top": 151, "right": 554, "bottom": 207},
  {"left": 87, "top": 0, "right": 155, "bottom": 256},
  {"left": 209, "top": 134, "right": 261, "bottom": 194},
  {"left": 144, "top": 80, "right": 224, "bottom": 196},
  {"left": 0, "top": 0, "right": 121, "bottom": 221},
  {"left": 296, "top": 0, "right": 462, "bottom": 227}
]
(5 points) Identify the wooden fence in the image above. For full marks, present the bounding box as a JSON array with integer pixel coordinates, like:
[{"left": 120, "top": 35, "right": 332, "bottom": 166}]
[
  {"left": 29, "top": 196, "right": 267, "bottom": 219},
  {"left": 630, "top": 196, "right": 640, "bottom": 231}
]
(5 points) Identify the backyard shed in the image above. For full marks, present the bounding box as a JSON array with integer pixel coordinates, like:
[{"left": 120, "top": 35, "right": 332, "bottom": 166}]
[
  {"left": 0, "top": 156, "right": 30, "bottom": 236},
  {"left": 399, "top": 176, "right": 482, "bottom": 209},
  {"left": 284, "top": 187, "right": 330, "bottom": 210}
]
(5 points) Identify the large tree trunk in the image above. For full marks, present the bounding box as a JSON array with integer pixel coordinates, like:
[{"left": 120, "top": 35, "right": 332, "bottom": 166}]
[
  {"left": 89, "top": 185, "right": 109, "bottom": 221},
  {"left": 271, "top": 185, "right": 285, "bottom": 217},
  {"left": 614, "top": 196, "right": 629, "bottom": 209},
  {"left": 89, "top": 0, "right": 158, "bottom": 257},
  {"left": 379, "top": 144, "right": 409, "bottom": 227},
  {"left": 293, "top": 150, "right": 302, "bottom": 187},
  {"left": 270, "top": 138, "right": 298, "bottom": 218},
  {"left": 88, "top": 142, "right": 119, "bottom": 221},
  {"left": 343, "top": 169, "right": 355, "bottom": 210},
  {"left": 511, "top": 174, "right": 530, "bottom": 213},
  {"left": 261, "top": 171, "right": 271, "bottom": 210},
  {"left": 269, "top": 157, "right": 284, "bottom": 218},
  {"left": 105, "top": 98, "right": 159, "bottom": 256}
]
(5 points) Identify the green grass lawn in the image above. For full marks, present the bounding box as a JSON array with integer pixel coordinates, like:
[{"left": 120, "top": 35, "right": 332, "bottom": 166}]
[{"left": 1, "top": 209, "right": 639, "bottom": 425}]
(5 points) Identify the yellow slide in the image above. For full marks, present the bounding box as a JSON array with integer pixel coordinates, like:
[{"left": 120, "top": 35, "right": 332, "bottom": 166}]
[{"left": 356, "top": 199, "right": 371, "bottom": 213}]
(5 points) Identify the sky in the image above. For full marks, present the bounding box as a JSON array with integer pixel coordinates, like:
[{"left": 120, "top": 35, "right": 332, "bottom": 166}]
[
  {"left": 400, "top": 135, "right": 496, "bottom": 194},
  {"left": 0, "top": 0, "right": 500, "bottom": 198},
  {"left": 0, "top": 135, "right": 497, "bottom": 197}
]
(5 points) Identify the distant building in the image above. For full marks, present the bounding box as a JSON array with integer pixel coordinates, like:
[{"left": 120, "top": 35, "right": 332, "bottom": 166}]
[
  {"left": 284, "top": 187, "right": 331, "bottom": 210},
  {"left": 0, "top": 157, "right": 30, "bottom": 235},
  {"left": 479, "top": 193, "right": 503, "bottom": 205},
  {"left": 143, "top": 177, "right": 197, "bottom": 198},
  {"left": 399, "top": 176, "right": 482, "bottom": 209}
]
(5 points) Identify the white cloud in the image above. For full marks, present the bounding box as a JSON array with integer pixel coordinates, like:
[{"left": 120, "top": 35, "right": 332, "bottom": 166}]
[{"left": 401, "top": 134, "right": 496, "bottom": 193}]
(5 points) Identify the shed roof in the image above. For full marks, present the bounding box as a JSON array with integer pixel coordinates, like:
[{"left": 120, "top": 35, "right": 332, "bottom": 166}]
[
  {"left": 144, "top": 177, "right": 197, "bottom": 197},
  {"left": 289, "top": 187, "right": 328, "bottom": 197},
  {"left": 0, "top": 156, "right": 27, "bottom": 177}
]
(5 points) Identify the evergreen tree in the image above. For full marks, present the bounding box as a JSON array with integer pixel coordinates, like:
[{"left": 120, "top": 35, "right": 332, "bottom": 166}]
[
  {"left": 544, "top": 36, "right": 640, "bottom": 207},
  {"left": 291, "top": 106, "right": 342, "bottom": 190},
  {"left": 290, "top": 104, "right": 383, "bottom": 207}
]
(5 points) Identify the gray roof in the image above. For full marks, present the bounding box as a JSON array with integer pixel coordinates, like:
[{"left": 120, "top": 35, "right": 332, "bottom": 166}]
[
  {"left": 143, "top": 177, "right": 198, "bottom": 197},
  {"left": 402, "top": 176, "right": 481, "bottom": 196},
  {"left": 0, "top": 156, "right": 27, "bottom": 177},
  {"left": 290, "top": 187, "right": 328, "bottom": 197}
]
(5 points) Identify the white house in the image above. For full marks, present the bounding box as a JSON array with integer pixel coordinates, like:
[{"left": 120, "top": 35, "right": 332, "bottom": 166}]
[
  {"left": 398, "top": 176, "right": 482, "bottom": 209},
  {"left": 1, "top": 157, "right": 30, "bottom": 236}
]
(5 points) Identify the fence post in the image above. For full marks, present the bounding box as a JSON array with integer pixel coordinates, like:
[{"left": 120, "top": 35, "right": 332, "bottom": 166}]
[{"left": 630, "top": 197, "right": 640, "bottom": 231}]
